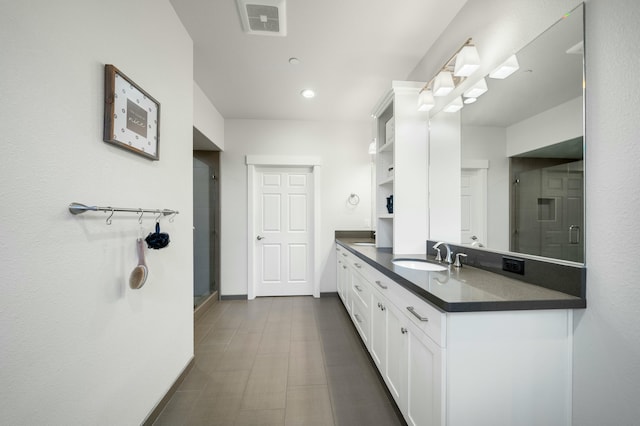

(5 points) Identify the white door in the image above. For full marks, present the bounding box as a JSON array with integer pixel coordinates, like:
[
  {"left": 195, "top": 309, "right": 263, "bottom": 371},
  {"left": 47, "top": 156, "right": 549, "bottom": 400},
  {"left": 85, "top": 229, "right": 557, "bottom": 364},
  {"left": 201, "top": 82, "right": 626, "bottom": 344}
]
[
  {"left": 461, "top": 168, "right": 487, "bottom": 246},
  {"left": 254, "top": 167, "right": 313, "bottom": 296}
]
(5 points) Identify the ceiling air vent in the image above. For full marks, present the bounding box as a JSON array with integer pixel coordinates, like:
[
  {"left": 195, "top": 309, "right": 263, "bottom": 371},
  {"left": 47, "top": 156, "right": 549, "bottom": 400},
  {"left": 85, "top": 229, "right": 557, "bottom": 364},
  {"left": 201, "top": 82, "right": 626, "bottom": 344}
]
[{"left": 236, "top": 0, "right": 287, "bottom": 36}]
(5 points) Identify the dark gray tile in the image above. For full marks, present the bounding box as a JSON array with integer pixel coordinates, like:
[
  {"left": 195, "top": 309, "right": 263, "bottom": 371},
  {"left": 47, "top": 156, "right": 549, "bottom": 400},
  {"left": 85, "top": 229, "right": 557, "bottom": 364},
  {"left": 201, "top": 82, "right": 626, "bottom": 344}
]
[
  {"left": 285, "top": 385, "right": 334, "bottom": 426},
  {"left": 155, "top": 296, "right": 403, "bottom": 426}
]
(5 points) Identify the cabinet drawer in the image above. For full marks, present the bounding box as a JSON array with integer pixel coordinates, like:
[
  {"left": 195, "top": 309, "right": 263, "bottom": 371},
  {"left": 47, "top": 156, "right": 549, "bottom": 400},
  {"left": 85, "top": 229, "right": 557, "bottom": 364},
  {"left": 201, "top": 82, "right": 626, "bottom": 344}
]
[
  {"left": 356, "top": 262, "right": 395, "bottom": 295},
  {"left": 385, "top": 282, "right": 444, "bottom": 346},
  {"left": 351, "top": 296, "right": 370, "bottom": 345},
  {"left": 351, "top": 271, "right": 371, "bottom": 309}
]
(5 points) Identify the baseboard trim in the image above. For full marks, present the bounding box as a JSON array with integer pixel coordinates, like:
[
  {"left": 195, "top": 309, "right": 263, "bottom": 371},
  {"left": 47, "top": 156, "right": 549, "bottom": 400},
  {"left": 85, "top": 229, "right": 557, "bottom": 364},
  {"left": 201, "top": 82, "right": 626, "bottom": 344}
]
[
  {"left": 194, "top": 290, "right": 218, "bottom": 321},
  {"left": 320, "top": 291, "right": 339, "bottom": 297},
  {"left": 220, "top": 294, "right": 248, "bottom": 300},
  {"left": 142, "top": 357, "right": 195, "bottom": 426}
]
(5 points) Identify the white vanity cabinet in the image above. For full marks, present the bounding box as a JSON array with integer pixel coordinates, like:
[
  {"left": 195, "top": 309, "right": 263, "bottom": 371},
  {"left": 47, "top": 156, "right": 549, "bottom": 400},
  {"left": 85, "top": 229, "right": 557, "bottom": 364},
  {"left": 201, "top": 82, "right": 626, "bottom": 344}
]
[
  {"left": 337, "top": 246, "right": 443, "bottom": 426},
  {"left": 335, "top": 247, "right": 350, "bottom": 312},
  {"left": 374, "top": 280, "right": 443, "bottom": 426},
  {"left": 336, "top": 244, "right": 573, "bottom": 426}
]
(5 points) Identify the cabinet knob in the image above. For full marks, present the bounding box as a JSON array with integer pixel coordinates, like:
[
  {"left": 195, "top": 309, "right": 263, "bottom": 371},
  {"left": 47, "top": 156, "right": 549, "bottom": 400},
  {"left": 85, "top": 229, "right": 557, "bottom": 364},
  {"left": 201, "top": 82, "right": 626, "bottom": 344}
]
[
  {"left": 401, "top": 327, "right": 408, "bottom": 334},
  {"left": 354, "top": 285, "right": 363, "bottom": 292},
  {"left": 354, "top": 263, "right": 362, "bottom": 269}
]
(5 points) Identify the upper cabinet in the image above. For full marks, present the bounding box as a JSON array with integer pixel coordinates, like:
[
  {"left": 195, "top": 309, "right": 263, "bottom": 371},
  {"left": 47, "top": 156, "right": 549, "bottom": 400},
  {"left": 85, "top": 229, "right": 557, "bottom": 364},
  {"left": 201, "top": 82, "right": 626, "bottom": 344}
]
[{"left": 373, "top": 81, "right": 429, "bottom": 254}]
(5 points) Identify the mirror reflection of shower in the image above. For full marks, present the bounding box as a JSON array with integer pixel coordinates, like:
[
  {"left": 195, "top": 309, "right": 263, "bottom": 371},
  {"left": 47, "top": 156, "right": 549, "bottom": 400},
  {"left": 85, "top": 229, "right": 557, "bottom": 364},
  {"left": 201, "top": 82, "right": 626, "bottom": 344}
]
[{"left": 510, "top": 137, "right": 584, "bottom": 263}]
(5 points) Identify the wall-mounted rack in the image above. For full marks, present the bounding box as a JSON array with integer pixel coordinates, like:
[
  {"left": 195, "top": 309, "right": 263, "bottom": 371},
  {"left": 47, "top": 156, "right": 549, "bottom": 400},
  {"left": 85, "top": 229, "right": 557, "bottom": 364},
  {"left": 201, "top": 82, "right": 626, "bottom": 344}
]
[{"left": 68, "top": 202, "right": 179, "bottom": 225}]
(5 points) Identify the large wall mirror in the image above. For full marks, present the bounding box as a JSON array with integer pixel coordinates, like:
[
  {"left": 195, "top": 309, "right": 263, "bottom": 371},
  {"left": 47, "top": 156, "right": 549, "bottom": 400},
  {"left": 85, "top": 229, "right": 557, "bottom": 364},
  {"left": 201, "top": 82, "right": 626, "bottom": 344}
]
[{"left": 429, "top": 4, "right": 585, "bottom": 264}]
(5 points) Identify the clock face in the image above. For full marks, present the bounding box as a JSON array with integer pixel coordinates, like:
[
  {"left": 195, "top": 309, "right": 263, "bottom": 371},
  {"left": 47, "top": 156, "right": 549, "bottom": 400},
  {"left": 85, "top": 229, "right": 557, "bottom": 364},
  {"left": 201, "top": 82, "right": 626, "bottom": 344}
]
[{"left": 112, "top": 73, "right": 158, "bottom": 157}]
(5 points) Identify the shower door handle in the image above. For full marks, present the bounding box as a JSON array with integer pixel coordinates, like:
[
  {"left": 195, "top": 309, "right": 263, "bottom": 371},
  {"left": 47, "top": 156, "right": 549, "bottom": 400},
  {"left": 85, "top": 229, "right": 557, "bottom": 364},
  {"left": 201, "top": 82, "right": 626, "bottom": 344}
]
[{"left": 568, "top": 225, "right": 580, "bottom": 244}]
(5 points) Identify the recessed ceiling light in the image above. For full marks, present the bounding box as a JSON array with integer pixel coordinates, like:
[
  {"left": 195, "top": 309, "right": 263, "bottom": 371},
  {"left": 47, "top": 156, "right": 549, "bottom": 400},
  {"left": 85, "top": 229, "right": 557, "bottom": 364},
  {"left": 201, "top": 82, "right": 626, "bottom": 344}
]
[
  {"left": 301, "top": 89, "right": 315, "bottom": 98},
  {"left": 289, "top": 57, "right": 300, "bottom": 65}
]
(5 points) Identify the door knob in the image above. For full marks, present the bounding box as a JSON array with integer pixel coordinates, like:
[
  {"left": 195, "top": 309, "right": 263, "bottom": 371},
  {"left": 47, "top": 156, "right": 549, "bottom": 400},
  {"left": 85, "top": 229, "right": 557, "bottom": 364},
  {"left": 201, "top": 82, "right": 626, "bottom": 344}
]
[{"left": 256, "top": 235, "right": 265, "bottom": 240}]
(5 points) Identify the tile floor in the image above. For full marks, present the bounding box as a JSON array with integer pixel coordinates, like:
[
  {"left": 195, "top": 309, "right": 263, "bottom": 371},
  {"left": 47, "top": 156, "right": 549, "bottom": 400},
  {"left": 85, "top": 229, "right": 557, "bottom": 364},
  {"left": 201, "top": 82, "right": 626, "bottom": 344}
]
[{"left": 154, "top": 295, "right": 404, "bottom": 426}]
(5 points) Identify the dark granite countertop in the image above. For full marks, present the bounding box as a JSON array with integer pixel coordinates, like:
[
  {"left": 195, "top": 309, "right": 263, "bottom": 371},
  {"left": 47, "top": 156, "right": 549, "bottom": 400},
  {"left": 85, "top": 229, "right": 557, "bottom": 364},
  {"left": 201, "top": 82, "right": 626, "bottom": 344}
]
[{"left": 336, "top": 237, "right": 586, "bottom": 313}]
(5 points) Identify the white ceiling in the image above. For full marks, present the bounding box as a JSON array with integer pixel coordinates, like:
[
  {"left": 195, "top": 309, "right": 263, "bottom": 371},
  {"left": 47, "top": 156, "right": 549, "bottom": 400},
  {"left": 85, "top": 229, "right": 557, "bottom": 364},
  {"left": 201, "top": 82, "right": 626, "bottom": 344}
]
[{"left": 169, "top": 0, "right": 468, "bottom": 121}]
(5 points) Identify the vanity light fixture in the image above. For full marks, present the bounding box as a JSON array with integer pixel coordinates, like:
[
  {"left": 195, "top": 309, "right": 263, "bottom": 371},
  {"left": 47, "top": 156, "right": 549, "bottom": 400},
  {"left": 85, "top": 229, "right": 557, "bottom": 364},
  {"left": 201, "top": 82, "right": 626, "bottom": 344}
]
[
  {"left": 454, "top": 45, "right": 481, "bottom": 77},
  {"left": 418, "top": 38, "right": 481, "bottom": 110},
  {"left": 300, "top": 89, "right": 315, "bottom": 98},
  {"left": 443, "top": 96, "right": 464, "bottom": 112},
  {"left": 463, "top": 77, "right": 488, "bottom": 98},
  {"left": 417, "top": 89, "right": 435, "bottom": 111},
  {"left": 489, "top": 54, "right": 520, "bottom": 79},
  {"left": 433, "top": 71, "right": 455, "bottom": 97}
]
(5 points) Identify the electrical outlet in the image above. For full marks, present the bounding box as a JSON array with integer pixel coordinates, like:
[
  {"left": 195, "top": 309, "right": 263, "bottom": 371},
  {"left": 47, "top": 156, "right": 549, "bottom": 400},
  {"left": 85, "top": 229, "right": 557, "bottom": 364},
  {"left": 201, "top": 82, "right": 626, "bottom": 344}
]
[{"left": 502, "top": 256, "right": 525, "bottom": 275}]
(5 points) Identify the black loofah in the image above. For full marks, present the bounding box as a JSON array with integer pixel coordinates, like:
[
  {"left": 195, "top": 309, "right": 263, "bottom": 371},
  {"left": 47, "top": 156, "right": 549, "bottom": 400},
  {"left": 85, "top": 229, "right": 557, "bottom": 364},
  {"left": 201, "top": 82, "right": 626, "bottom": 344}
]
[{"left": 145, "top": 222, "right": 170, "bottom": 249}]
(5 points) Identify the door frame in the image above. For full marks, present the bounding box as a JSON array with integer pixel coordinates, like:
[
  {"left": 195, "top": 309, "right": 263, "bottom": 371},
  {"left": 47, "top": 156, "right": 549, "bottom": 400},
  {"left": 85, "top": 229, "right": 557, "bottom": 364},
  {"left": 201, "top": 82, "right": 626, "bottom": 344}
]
[
  {"left": 246, "top": 155, "right": 322, "bottom": 300},
  {"left": 461, "top": 159, "right": 488, "bottom": 246}
]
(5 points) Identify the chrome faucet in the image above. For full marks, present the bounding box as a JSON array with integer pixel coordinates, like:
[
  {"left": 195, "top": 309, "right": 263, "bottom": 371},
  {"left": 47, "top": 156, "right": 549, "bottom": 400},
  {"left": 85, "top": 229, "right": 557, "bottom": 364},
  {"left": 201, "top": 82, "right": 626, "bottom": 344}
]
[
  {"left": 454, "top": 252, "right": 467, "bottom": 268},
  {"left": 433, "top": 242, "right": 452, "bottom": 264}
]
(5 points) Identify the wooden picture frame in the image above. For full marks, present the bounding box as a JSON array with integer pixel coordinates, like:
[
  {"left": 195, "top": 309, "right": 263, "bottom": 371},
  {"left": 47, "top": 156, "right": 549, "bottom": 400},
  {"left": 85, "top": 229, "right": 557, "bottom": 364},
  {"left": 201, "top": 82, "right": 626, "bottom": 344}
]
[{"left": 103, "top": 64, "right": 160, "bottom": 160}]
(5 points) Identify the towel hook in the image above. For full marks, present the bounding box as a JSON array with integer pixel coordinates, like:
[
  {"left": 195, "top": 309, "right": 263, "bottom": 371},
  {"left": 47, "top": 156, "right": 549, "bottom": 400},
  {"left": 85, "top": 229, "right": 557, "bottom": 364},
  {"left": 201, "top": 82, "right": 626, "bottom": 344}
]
[
  {"left": 154, "top": 210, "right": 162, "bottom": 222},
  {"left": 138, "top": 208, "right": 144, "bottom": 224},
  {"left": 106, "top": 208, "right": 115, "bottom": 225},
  {"left": 169, "top": 211, "right": 177, "bottom": 223}
]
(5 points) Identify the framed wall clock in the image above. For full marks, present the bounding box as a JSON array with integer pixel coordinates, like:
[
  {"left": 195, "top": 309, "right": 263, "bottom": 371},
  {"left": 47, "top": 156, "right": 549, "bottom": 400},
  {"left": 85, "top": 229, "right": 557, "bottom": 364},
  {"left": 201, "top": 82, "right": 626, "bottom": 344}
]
[{"left": 103, "top": 64, "right": 160, "bottom": 160}]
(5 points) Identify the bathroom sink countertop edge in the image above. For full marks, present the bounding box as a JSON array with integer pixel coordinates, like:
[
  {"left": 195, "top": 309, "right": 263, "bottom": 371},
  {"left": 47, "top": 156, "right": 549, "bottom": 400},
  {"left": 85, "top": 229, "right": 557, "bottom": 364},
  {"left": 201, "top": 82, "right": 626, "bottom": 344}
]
[{"left": 336, "top": 238, "right": 586, "bottom": 313}]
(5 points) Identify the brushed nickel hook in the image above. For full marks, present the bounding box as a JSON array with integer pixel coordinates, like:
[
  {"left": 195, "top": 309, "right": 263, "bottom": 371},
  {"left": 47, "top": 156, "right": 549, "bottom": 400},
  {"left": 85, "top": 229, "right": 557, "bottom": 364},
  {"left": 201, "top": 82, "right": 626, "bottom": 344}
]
[
  {"left": 138, "top": 208, "right": 144, "bottom": 224},
  {"left": 106, "top": 208, "right": 115, "bottom": 225}
]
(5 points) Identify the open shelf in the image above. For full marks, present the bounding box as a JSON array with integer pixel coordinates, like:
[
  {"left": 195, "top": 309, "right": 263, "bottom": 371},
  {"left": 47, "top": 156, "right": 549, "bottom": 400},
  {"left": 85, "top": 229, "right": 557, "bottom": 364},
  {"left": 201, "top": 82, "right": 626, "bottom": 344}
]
[
  {"left": 378, "top": 140, "right": 395, "bottom": 153},
  {"left": 378, "top": 176, "right": 394, "bottom": 186}
]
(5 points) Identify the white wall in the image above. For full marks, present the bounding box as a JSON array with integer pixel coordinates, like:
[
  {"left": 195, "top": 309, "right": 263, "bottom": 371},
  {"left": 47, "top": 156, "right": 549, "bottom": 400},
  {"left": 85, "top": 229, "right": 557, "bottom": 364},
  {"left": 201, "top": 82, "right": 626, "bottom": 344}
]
[
  {"left": 573, "top": 1, "right": 640, "bottom": 424},
  {"left": 194, "top": 82, "right": 224, "bottom": 150},
  {"left": 506, "top": 97, "right": 583, "bottom": 157},
  {"left": 461, "top": 125, "right": 509, "bottom": 250},
  {"left": 410, "top": 0, "right": 640, "bottom": 424},
  {"left": 221, "top": 119, "right": 371, "bottom": 296},
  {"left": 0, "top": 2, "right": 194, "bottom": 425}
]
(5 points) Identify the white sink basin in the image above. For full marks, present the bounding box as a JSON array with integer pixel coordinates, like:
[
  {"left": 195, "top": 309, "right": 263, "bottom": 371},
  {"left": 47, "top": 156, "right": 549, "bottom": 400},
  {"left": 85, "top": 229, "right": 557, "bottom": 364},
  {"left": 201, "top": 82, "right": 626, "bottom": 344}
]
[{"left": 392, "top": 259, "right": 447, "bottom": 272}]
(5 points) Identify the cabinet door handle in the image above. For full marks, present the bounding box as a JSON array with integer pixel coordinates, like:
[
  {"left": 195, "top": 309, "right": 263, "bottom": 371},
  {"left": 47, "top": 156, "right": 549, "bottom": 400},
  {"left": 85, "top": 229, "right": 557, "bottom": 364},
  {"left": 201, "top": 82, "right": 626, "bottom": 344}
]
[
  {"left": 342, "top": 265, "right": 347, "bottom": 270},
  {"left": 354, "top": 263, "right": 362, "bottom": 268},
  {"left": 342, "top": 253, "right": 348, "bottom": 257},
  {"left": 354, "top": 285, "right": 363, "bottom": 292},
  {"left": 375, "top": 280, "right": 387, "bottom": 290},
  {"left": 401, "top": 327, "right": 408, "bottom": 334},
  {"left": 406, "top": 306, "right": 429, "bottom": 322},
  {"left": 354, "top": 314, "right": 363, "bottom": 324}
]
